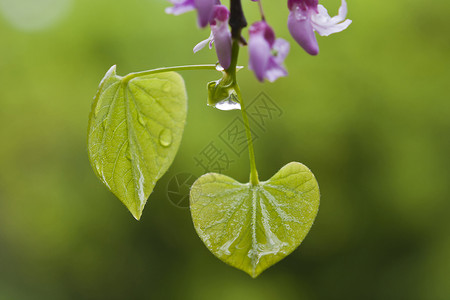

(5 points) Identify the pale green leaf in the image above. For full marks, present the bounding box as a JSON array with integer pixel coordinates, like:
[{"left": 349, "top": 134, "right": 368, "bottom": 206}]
[
  {"left": 88, "top": 65, "right": 187, "bottom": 220},
  {"left": 190, "top": 162, "right": 320, "bottom": 277}
]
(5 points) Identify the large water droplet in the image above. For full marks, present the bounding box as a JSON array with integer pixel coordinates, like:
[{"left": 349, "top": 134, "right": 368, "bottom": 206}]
[
  {"left": 159, "top": 129, "right": 173, "bottom": 147},
  {"left": 213, "top": 97, "right": 241, "bottom": 111}
]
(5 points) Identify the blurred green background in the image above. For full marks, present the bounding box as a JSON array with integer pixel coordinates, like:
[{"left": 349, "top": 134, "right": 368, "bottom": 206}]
[{"left": 1, "top": 0, "right": 449, "bottom": 299}]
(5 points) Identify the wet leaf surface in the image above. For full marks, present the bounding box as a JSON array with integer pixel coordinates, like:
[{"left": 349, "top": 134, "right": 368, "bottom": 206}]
[
  {"left": 190, "top": 162, "right": 320, "bottom": 277},
  {"left": 88, "top": 65, "right": 187, "bottom": 219}
]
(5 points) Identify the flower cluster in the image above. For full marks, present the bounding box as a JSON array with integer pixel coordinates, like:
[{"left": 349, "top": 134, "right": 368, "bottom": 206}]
[{"left": 166, "top": 0, "right": 351, "bottom": 82}]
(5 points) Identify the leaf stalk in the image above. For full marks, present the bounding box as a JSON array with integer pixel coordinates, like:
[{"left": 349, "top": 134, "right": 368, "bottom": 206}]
[
  {"left": 228, "top": 40, "right": 259, "bottom": 186},
  {"left": 122, "top": 64, "right": 218, "bottom": 83}
]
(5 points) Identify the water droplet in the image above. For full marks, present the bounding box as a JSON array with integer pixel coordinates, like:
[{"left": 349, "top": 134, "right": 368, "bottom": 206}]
[
  {"left": 159, "top": 129, "right": 173, "bottom": 147},
  {"left": 213, "top": 97, "right": 241, "bottom": 111},
  {"left": 215, "top": 64, "right": 243, "bottom": 73},
  {"left": 126, "top": 152, "right": 133, "bottom": 161},
  {"left": 138, "top": 114, "right": 147, "bottom": 126},
  {"left": 215, "top": 64, "right": 225, "bottom": 72},
  {"left": 162, "top": 83, "right": 171, "bottom": 93},
  {"left": 94, "top": 105, "right": 100, "bottom": 116},
  {"left": 294, "top": 6, "right": 307, "bottom": 21}
]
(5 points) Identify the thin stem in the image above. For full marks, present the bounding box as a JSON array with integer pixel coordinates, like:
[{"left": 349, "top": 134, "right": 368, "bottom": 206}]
[
  {"left": 234, "top": 83, "right": 259, "bottom": 185},
  {"left": 122, "top": 64, "right": 217, "bottom": 83},
  {"left": 228, "top": 40, "right": 259, "bottom": 185},
  {"left": 227, "top": 39, "right": 240, "bottom": 79},
  {"left": 257, "top": 0, "right": 266, "bottom": 21}
]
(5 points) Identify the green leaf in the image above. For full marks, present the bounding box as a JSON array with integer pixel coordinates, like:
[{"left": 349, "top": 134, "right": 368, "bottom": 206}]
[
  {"left": 190, "top": 162, "right": 320, "bottom": 278},
  {"left": 88, "top": 65, "right": 187, "bottom": 220}
]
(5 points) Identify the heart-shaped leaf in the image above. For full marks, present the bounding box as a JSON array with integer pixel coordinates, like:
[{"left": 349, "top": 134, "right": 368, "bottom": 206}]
[
  {"left": 88, "top": 66, "right": 187, "bottom": 220},
  {"left": 190, "top": 162, "right": 320, "bottom": 277}
]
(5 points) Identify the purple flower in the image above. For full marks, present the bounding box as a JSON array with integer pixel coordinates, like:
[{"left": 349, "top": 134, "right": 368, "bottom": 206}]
[
  {"left": 166, "top": 0, "right": 216, "bottom": 28},
  {"left": 288, "top": 0, "right": 352, "bottom": 55},
  {"left": 194, "top": 5, "right": 232, "bottom": 69},
  {"left": 248, "top": 21, "right": 290, "bottom": 82}
]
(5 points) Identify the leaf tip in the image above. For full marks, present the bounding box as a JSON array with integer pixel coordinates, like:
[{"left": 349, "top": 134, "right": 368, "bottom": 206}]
[
  {"left": 241, "top": 266, "right": 263, "bottom": 279},
  {"left": 108, "top": 64, "right": 117, "bottom": 74},
  {"left": 131, "top": 211, "right": 142, "bottom": 221},
  {"left": 129, "top": 206, "right": 143, "bottom": 221},
  {"left": 101, "top": 65, "right": 117, "bottom": 82}
]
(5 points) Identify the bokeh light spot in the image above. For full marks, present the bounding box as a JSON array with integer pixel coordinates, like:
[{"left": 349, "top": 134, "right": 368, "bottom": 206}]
[{"left": 0, "top": 0, "right": 72, "bottom": 31}]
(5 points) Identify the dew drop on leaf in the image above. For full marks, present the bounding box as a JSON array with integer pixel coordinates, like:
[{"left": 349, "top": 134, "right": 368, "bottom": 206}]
[
  {"left": 159, "top": 128, "right": 173, "bottom": 147},
  {"left": 190, "top": 162, "right": 320, "bottom": 278},
  {"left": 87, "top": 66, "right": 187, "bottom": 219},
  {"left": 101, "top": 119, "right": 107, "bottom": 130},
  {"left": 162, "top": 83, "right": 171, "bottom": 93},
  {"left": 138, "top": 114, "right": 147, "bottom": 126},
  {"left": 94, "top": 104, "right": 101, "bottom": 117},
  {"left": 126, "top": 152, "right": 132, "bottom": 161}
]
